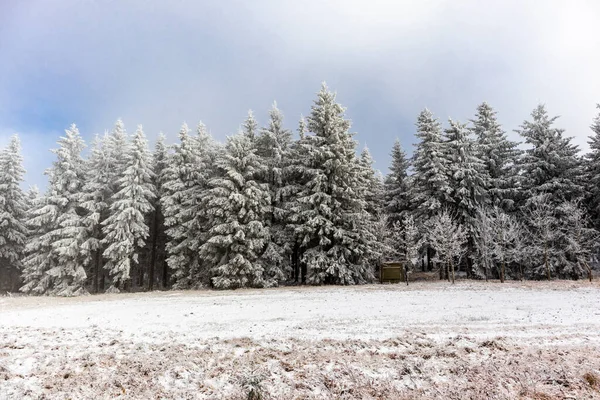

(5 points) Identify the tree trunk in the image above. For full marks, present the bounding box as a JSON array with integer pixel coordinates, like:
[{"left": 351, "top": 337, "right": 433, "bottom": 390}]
[
  {"left": 162, "top": 256, "right": 169, "bottom": 289},
  {"left": 94, "top": 249, "right": 101, "bottom": 294},
  {"left": 584, "top": 261, "right": 593, "bottom": 283},
  {"left": 427, "top": 247, "right": 433, "bottom": 271},
  {"left": 544, "top": 242, "right": 551, "bottom": 280},
  {"left": 519, "top": 263, "right": 524, "bottom": 281},
  {"left": 501, "top": 258, "right": 506, "bottom": 283},
  {"left": 450, "top": 260, "right": 455, "bottom": 284},
  {"left": 148, "top": 209, "right": 159, "bottom": 291},
  {"left": 100, "top": 272, "right": 105, "bottom": 291}
]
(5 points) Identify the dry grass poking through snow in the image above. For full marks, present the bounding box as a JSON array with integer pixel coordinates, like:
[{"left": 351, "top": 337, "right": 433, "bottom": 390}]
[
  {"left": 1, "top": 328, "right": 599, "bottom": 399},
  {"left": 1, "top": 281, "right": 600, "bottom": 399}
]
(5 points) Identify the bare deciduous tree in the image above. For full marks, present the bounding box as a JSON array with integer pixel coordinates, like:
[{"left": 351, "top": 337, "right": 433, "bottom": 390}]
[{"left": 427, "top": 210, "right": 467, "bottom": 284}]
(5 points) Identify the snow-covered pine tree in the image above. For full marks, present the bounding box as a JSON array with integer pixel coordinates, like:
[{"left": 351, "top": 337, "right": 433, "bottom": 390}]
[
  {"left": 176, "top": 122, "right": 219, "bottom": 288},
  {"left": 102, "top": 125, "right": 155, "bottom": 292},
  {"left": 583, "top": 104, "right": 600, "bottom": 231},
  {"left": 243, "top": 110, "right": 258, "bottom": 142},
  {"left": 200, "top": 133, "right": 271, "bottom": 289},
  {"left": 444, "top": 119, "right": 488, "bottom": 278},
  {"left": 444, "top": 119, "right": 488, "bottom": 226},
  {"left": 516, "top": 105, "right": 583, "bottom": 207},
  {"left": 411, "top": 109, "right": 452, "bottom": 220},
  {"left": 411, "top": 110, "right": 452, "bottom": 273},
  {"left": 21, "top": 124, "right": 87, "bottom": 296},
  {"left": 358, "top": 147, "right": 385, "bottom": 267},
  {"left": 280, "top": 116, "right": 313, "bottom": 282},
  {"left": 0, "top": 135, "right": 28, "bottom": 292},
  {"left": 470, "top": 102, "right": 521, "bottom": 211},
  {"left": 161, "top": 123, "right": 202, "bottom": 288},
  {"left": 79, "top": 134, "right": 115, "bottom": 293},
  {"left": 293, "top": 83, "right": 375, "bottom": 285},
  {"left": 256, "top": 103, "right": 293, "bottom": 284},
  {"left": 383, "top": 139, "right": 411, "bottom": 228},
  {"left": 147, "top": 133, "right": 168, "bottom": 291}
]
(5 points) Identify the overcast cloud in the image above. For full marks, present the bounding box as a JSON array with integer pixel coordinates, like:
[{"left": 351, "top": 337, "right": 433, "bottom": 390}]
[{"left": 1, "top": 0, "right": 599, "bottom": 188}]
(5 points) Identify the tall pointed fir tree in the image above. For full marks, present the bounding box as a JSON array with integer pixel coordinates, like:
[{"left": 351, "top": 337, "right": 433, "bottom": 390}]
[
  {"left": 21, "top": 124, "right": 87, "bottom": 296},
  {"left": 411, "top": 109, "right": 452, "bottom": 219},
  {"left": 411, "top": 109, "right": 452, "bottom": 271},
  {"left": 444, "top": 119, "right": 488, "bottom": 277},
  {"left": 471, "top": 102, "right": 520, "bottom": 211},
  {"left": 0, "top": 135, "right": 28, "bottom": 292},
  {"left": 147, "top": 133, "right": 168, "bottom": 290},
  {"left": 79, "top": 134, "right": 114, "bottom": 293},
  {"left": 161, "top": 123, "right": 205, "bottom": 288},
  {"left": 243, "top": 110, "right": 258, "bottom": 142},
  {"left": 384, "top": 139, "right": 411, "bottom": 228},
  {"left": 200, "top": 133, "right": 271, "bottom": 289},
  {"left": 516, "top": 104, "right": 583, "bottom": 207},
  {"left": 291, "top": 84, "right": 376, "bottom": 285},
  {"left": 177, "top": 122, "right": 219, "bottom": 288},
  {"left": 255, "top": 102, "right": 293, "bottom": 284},
  {"left": 584, "top": 104, "right": 600, "bottom": 231},
  {"left": 102, "top": 126, "right": 155, "bottom": 292},
  {"left": 281, "top": 116, "right": 313, "bottom": 282},
  {"left": 358, "top": 147, "right": 386, "bottom": 265}
]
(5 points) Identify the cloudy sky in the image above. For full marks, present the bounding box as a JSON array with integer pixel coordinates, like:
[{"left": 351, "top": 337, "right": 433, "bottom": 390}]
[{"left": 1, "top": 0, "right": 599, "bottom": 189}]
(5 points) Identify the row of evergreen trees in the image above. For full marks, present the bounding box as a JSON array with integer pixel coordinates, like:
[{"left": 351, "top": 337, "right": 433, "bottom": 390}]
[
  {"left": 386, "top": 103, "right": 599, "bottom": 282},
  {"left": 0, "top": 85, "right": 599, "bottom": 295}
]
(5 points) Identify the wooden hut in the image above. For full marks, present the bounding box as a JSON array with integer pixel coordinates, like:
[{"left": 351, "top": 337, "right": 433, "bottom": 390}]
[{"left": 379, "top": 261, "right": 405, "bottom": 283}]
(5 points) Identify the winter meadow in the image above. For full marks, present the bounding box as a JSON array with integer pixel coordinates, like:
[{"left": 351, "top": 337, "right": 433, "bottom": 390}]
[{"left": 2, "top": 84, "right": 600, "bottom": 399}]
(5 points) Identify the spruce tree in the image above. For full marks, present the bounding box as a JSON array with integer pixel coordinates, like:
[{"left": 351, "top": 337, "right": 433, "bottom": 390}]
[
  {"left": 444, "top": 119, "right": 487, "bottom": 225},
  {"left": 21, "top": 124, "right": 87, "bottom": 295},
  {"left": 177, "top": 122, "right": 219, "bottom": 288},
  {"left": 256, "top": 103, "right": 293, "bottom": 284},
  {"left": 293, "top": 83, "right": 375, "bottom": 285},
  {"left": 358, "top": 147, "right": 385, "bottom": 266},
  {"left": 411, "top": 109, "right": 452, "bottom": 220},
  {"left": 383, "top": 139, "right": 411, "bottom": 227},
  {"left": 471, "top": 102, "right": 520, "bottom": 211},
  {"left": 516, "top": 105, "right": 583, "bottom": 207},
  {"left": 444, "top": 119, "right": 488, "bottom": 277},
  {"left": 0, "top": 135, "right": 28, "bottom": 292},
  {"left": 281, "top": 116, "right": 313, "bottom": 282},
  {"left": 243, "top": 110, "right": 258, "bottom": 142},
  {"left": 200, "top": 133, "right": 271, "bottom": 289},
  {"left": 161, "top": 123, "right": 206, "bottom": 288},
  {"left": 147, "top": 133, "right": 168, "bottom": 290},
  {"left": 80, "top": 134, "right": 114, "bottom": 293},
  {"left": 102, "top": 125, "right": 155, "bottom": 292},
  {"left": 584, "top": 104, "right": 600, "bottom": 231}
]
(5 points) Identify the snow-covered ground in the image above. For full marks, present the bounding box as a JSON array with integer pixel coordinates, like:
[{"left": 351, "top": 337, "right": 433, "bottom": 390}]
[{"left": 1, "top": 281, "right": 600, "bottom": 399}]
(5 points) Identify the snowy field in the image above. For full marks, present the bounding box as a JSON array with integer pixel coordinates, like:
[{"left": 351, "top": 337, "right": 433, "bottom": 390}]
[{"left": 1, "top": 281, "right": 600, "bottom": 399}]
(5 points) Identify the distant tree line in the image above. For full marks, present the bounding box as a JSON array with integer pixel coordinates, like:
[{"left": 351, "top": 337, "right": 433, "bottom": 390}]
[{"left": 0, "top": 84, "right": 599, "bottom": 295}]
